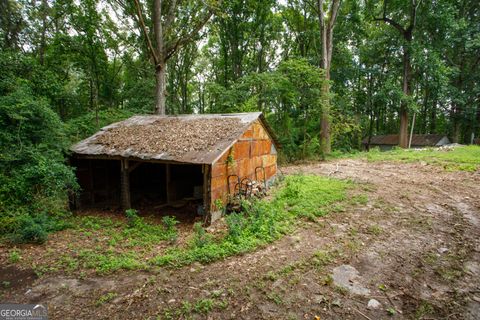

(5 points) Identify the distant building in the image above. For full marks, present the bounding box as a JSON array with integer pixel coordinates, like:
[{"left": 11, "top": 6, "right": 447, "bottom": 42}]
[{"left": 362, "top": 134, "right": 450, "bottom": 151}]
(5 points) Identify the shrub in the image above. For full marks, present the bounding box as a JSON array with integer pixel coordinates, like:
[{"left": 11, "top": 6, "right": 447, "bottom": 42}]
[
  {"left": 226, "top": 213, "right": 246, "bottom": 242},
  {"left": 162, "top": 215, "right": 179, "bottom": 242},
  {"left": 125, "top": 209, "right": 141, "bottom": 228},
  {"left": 191, "top": 222, "right": 212, "bottom": 248},
  {"left": 0, "top": 82, "right": 77, "bottom": 243}
]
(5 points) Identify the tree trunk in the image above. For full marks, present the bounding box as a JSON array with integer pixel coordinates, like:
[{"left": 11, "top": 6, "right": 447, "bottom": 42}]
[
  {"left": 316, "top": 0, "right": 340, "bottom": 157},
  {"left": 155, "top": 64, "right": 167, "bottom": 115},
  {"left": 422, "top": 87, "right": 428, "bottom": 133},
  {"left": 320, "top": 68, "right": 331, "bottom": 155},
  {"left": 452, "top": 118, "right": 461, "bottom": 143},
  {"left": 430, "top": 100, "right": 437, "bottom": 133},
  {"left": 399, "top": 45, "right": 411, "bottom": 148}
]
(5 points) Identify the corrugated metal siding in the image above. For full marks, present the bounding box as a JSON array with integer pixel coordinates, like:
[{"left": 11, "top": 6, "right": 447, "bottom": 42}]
[{"left": 210, "top": 120, "right": 277, "bottom": 210}]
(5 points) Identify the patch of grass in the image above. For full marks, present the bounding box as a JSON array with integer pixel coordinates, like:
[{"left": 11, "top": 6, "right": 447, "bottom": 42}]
[
  {"left": 95, "top": 292, "right": 117, "bottom": 306},
  {"left": 350, "top": 194, "right": 369, "bottom": 205},
  {"left": 366, "top": 224, "right": 383, "bottom": 236},
  {"left": 415, "top": 301, "right": 434, "bottom": 319},
  {"left": 77, "top": 250, "right": 144, "bottom": 274},
  {"left": 311, "top": 250, "right": 334, "bottom": 270},
  {"left": 165, "top": 297, "right": 227, "bottom": 318},
  {"left": 193, "top": 298, "right": 215, "bottom": 314},
  {"left": 8, "top": 249, "right": 21, "bottom": 263},
  {"left": 152, "top": 175, "right": 351, "bottom": 268},
  {"left": 387, "top": 307, "right": 396, "bottom": 316},
  {"left": 266, "top": 291, "right": 283, "bottom": 305},
  {"left": 359, "top": 145, "right": 480, "bottom": 172}
]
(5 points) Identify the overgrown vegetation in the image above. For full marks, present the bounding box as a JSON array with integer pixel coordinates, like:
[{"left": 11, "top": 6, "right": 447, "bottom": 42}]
[
  {"left": 5, "top": 175, "right": 350, "bottom": 275},
  {"left": 152, "top": 175, "right": 350, "bottom": 268},
  {"left": 0, "top": 56, "right": 77, "bottom": 243}
]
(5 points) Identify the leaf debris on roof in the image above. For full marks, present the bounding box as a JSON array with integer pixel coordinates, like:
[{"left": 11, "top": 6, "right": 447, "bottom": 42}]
[{"left": 94, "top": 117, "right": 243, "bottom": 158}]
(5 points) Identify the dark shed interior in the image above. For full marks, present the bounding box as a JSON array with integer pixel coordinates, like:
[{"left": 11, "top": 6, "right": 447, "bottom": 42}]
[{"left": 71, "top": 157, "right": 204, "bottom": 213}]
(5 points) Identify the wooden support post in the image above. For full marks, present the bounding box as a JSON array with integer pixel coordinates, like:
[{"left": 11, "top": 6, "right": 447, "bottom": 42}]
[
  {"left": 121, "top": 159, "right": 131, "bottom": 209},
  {"left": 202, "top": 164, "right": 211, "bottom": 225},
  {"left": 166, "top": 163, "right": 172, "bottom": 204}
]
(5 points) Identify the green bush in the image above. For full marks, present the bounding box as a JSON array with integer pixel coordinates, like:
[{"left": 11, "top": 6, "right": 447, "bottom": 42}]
[
  {"left": 125, "top": 209, "right": 141, "bottom": 228},
  {"left": 0, "top": 82, "right": 77, "bottom": 243},
  {"left": 9, "top": 213, "right": 69, "bottom": 244},
  {"left": 226, "top": 213, "right": 246, "bottom": 242},
  {"left": 191, "top": 222, "right": 213, "bottom": 248},
  {"left": 162, "top": 215, "right": 179, "bottom": 242}
]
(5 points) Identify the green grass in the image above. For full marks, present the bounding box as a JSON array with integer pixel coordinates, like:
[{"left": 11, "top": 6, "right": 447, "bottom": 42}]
[
  {"left": 152, "top": 175, "right": 351, "bottom": 267},
  {"left": 15, "top": 175, "right": 351, "bottom": 275},
  {"left": 8, "top": 249, "right": 21, "bottom": 263},
  {"left": 95, "top": 292, "right": 118, "bottom": 306},
  {"left": 359, "top": 146, "right": 480, "bottom": 171}
]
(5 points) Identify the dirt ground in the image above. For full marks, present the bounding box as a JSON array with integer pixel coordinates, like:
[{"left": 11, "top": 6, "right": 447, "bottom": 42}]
[{"left": 1, "top": 159, "right": 480, "bottom": 319}]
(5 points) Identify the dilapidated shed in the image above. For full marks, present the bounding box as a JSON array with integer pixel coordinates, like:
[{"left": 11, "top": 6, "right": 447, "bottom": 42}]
[
  {"left": 362, "top": 134, "right": 450, "bottom": 151},
  {"left": 70, "top": 112, "right": 279, "bottom": 223}
]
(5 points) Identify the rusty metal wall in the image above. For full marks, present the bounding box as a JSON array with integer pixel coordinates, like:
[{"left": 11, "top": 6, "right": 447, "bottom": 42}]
[{"left": 210, "top": 120, "right": 277, "bottom": 210}]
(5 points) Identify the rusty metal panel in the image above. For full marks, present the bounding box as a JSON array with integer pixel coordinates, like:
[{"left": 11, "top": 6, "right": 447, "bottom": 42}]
[
  {"left": 241, "top": 128, "right": 254, "bottom": 139},
  {"left": 211, "top": 162, "right": 227, "bottom": 178},
  {"left": 252, "top": 140, "right": 271, "bottom": 156},
  {"left": 262, "top": 154, "right": 276, "bottom": 168},
  {"left": 265, "top": 164, "right": 277, "bottom": 178},
  {"left": 233, "top": 140, "right": 251, "bottom": 159}
]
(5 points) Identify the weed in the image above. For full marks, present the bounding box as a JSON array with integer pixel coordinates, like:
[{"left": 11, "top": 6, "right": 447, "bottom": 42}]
[
  {"left": 95, "top": 292, "right": 117, "bottom": 306},
  {"left": 125, "top": 209, "right": 141, "bottom": 228},
  {"left": 180, "top": 301, "right": 193, "bottom": 315},
  {"left": 266, "top": 292, "right": 283, "bottom": 305},
  {"left": 415, "top": 301, "right": 434, "bottom": 319},
  {"left": 2, "top": 281, "right": 10, "bottom": 288},
  {"left": 8, "top": 249, "right": 20, "bottom": 263},
  {"left": 225, "top": 212, "right": 245, "bottom": 241},
  {"left": 193, "top": 298, "right": 214, "bottom": 314},
  {"left": 349, "top": 227, "right": 358, "bottom": 236},
  {"left": 322, "top": 274, "right": 333, "bottom": 286},
  {"left": 311, "top": 250, "right": 333, "bottom": 269},
  {"left": 350, "top": 194, "right": 368, "bottom": 205},
  {"left": 387, "top": 307, "right": 396, "bottom": 316},
  {"left": 161, "top": 216, "right": 179, "bottom": 242},
  {"left": 367, "top": 224, "right": 383, "bottom": 235},
  {"left": 191, "top": 222, "right": 212, "bottom": 248},
  {"left": 216, "top": 299, "right": 229, "bottom": 309},
  {"left": 334, "top": 285, "right": 349, "bottom": 295}
]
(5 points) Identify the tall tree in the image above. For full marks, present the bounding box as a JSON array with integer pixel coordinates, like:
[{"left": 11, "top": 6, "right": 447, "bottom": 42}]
[
  {"left": 374, "top": 0, "right": 420, "bottom": 148},
  {"left": 313, "top": 0, "right": 341, "bottom": 155},
  {"left": 130, "top": 0, "right": 218, "bottom": 114}
]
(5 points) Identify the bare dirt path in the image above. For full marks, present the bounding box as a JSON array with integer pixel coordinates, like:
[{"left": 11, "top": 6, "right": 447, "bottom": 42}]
[{"left": 3, "top": 159, "right": 480, "bottom": 319}]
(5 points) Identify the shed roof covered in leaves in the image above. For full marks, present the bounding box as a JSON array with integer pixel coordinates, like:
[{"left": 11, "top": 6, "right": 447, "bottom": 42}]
[
  {"left": 71, "top": 112, "right": 278, "bottom": 164},
  {"left": 362, "top": 134, "right": 449, "bottom": 146}
]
